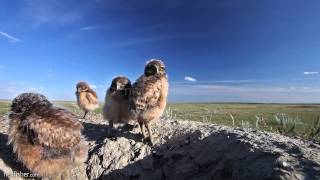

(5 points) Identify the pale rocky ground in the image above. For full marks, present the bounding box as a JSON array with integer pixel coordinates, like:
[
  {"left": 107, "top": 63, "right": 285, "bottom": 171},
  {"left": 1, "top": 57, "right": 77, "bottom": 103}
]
[{"left": 0, "top": 112, "right": 319, "bottom": 180}]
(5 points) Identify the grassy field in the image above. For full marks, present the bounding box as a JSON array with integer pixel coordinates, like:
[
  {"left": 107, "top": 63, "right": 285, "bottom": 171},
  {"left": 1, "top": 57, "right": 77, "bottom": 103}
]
[
  {"left": 1, "top": 100, "right": 319, "bottom": 142},
  {"left": 166, "top": 103, "right": 320, "bottom": 141},
  {"left": 0, "top": 100, "right": 11, "bottom": 116}
]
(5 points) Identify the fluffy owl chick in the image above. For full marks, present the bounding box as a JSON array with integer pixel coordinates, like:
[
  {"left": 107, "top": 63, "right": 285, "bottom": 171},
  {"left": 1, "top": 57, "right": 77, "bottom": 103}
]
[
  {"left": 129, "top": 59, "right": 169, "bottom": 145},
  {"left": 103, "top": 76, "right": 132, "bottom": 137},
  {"left": 7, "top": 93, "right": 88, "bottom": 179},
  {"left": 76, "top": 81, "right": 99, "bottom": 118}
]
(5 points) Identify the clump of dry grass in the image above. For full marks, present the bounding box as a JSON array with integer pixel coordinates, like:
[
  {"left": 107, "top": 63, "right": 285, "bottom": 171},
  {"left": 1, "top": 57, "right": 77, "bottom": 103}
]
[
  {"left": 230, "top": 114, "right": 235, "bottom": 127},
  {"left": 163, "top": 107, "right": 177, "bottom": 121},
  {"left": 275, "top": 113, "right": 298, "bottom": 136},
  {"left": 309, "top": 116, "right": 320, "bottom": 140}
]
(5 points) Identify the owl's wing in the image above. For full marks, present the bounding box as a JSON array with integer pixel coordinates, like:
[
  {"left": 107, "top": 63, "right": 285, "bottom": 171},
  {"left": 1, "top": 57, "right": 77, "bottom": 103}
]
[
  {"left": 131, "top": 75, "right": 168, "bottom": 110},
  {"left": 28, "top": 108, "right": 83, "bottom": 149},
  {"left": 86, "top": 93, "right": 98, "bottom": 104}
]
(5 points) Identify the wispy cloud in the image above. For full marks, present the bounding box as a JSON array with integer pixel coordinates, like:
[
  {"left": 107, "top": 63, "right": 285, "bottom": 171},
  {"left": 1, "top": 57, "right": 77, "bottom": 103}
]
[
  {"left": 0, "top": 32, "right": 21, "bottom": 43},
  {"left": 22, "top": 0, "right": 89, "bottom": 27},
  {"left": 80, "top": 26, "right": 94, "bottom": 31},
  {"left": 206, "top": 80, "right": 259, "bottom": 83},
  {"left": 304, "top": 71, "right": 319, "bottom": 75},
  {"left": 113, "top": 35, "right": 174, "bottom": 47},
  {"left": 90, "top": 84, "right": 97, "bottom": 89},
  {"left": 0, "top": 66, "right": 6, "bottom": 70},
  {"left": 170, "top": 84, "right": 320, "bottom": 103},
  {"left": 0, "top": 82, "right": 44, "bottom": 99},
  {"left": 184, "top": 76, "right": 197, "bottom": 82},
  {"left": 173, "top": 79, "right": 271, "bottom": 85},
  {"left": 26, "top": 86, "right": 44, "bottom": 92},
  {"left": 45, "top": 69, "right": 54, "bottom": 77}
]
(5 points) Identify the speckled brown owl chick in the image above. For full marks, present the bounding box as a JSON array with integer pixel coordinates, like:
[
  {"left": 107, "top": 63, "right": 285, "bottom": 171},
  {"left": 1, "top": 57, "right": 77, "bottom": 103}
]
[
  {"left": 103, "top": 76, "right": 132, "bottom": 137},
  {"left": 129, "top": 59, "right": 169, "bottom": 145},
  {"left": 7, "top": 93, "right": 88, "bottom": 180},
  {"left": 75, "top": 81, "right": 99, "bottom": 119}
]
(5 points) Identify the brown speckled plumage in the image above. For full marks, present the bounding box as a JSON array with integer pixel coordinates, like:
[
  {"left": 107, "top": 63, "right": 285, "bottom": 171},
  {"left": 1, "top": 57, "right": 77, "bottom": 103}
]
[
  {"left": 129, "top": 60, "right": 169, "bottom": 145},
  {"left": 76, "top": 81, "right": 99, "bottom": 118},
  {"left": 103, "top": 76, "right": 132, "bottom": 136},
  {"left": 7, "top": 93, "right": 88, "bottom": 179}
]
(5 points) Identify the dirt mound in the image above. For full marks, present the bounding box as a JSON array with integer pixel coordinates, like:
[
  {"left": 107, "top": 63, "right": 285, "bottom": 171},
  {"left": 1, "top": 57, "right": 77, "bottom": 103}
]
[{"left": 0, "top": 114, "right": 320, "bottom": 180}]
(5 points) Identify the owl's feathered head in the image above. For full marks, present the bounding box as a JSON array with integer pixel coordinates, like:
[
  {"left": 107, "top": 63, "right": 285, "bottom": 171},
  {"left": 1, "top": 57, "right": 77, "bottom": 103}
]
[
  {"left": 110, "top": 76, "right": 131, "bottom": 91},
  {"left": 76, "top": 81, "right": 98, "bottom": 98},
  {"left": 144, "top": 59, "right": 166, "bottom": 76},
  {"left": 76, "top": 81, "right": 90, "bottom": 93},
  {"left": 11, "top": 93, "right": 52, "bottom": 113}
]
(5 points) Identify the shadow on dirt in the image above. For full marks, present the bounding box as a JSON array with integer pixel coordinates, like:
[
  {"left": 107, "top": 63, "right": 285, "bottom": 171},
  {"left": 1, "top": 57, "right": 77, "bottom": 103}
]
[
  {"left": 82, "top": 122, "right": 142, "bottom": 144},
  {"left": 99, "top": 130, "right": 320, "bottom": 180}
]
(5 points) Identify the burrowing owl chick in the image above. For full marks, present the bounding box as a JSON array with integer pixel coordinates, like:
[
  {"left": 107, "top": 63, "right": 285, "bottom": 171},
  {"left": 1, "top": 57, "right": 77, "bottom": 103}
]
[
  {"left": 103, "top": 76, "right": 132, "bottom": 137},
  {"left": 75, "top": 81, "right": 99, "bottom": 119},
  {"left": 129, "top": 59, "right": 169, "bottom": 145},
  {"left": 8, "top": 93, "right": 88, "bottom": 179}
]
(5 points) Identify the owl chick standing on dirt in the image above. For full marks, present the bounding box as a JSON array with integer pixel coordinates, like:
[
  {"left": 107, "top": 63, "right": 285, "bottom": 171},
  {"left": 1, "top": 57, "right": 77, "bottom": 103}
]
[
  {"left": 7, "top": 93, "right": 88, "bottom": 180},
  {"left": 129, "top": 59, "right": 169, "bottom": 145},
  {"left": 76, "top": 81, "right": 99, "bottom": 119},
  {"left": 103, "top": 76, "right": 132, "bottom": 137}
]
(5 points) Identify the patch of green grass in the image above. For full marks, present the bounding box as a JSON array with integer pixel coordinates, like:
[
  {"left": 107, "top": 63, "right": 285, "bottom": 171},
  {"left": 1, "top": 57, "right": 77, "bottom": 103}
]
[
  {"left": 165, "top": 103, "right": 320, "bottom": 142},
  {"left": 53, "top": 101, "right": 104, "bottom": 115},
  {"left": 0, "top": 100, "right": 10, "bottom": 116}
]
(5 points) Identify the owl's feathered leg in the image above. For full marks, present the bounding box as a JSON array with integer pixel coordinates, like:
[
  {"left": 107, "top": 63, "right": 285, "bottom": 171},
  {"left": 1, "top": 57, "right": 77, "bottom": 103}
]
[
  {"left": 138, "top": 121, "right": 146, "bottom": 141},
  {"left": 83, "top": 111, "right": 88, "bottom": 119},
  {"left": 145, "top": 122, "right": 153, "bottom": 146},
  {"left": 107, "top": 120, "right": 114, "bottom": 137}
]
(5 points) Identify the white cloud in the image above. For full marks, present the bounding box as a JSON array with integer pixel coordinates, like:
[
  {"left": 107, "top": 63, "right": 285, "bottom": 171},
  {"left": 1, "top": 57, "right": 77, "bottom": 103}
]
[
  {"left": 173, "top": 79, "right": 271, "bottom": 85},
  {"left": 0, "top": 32, "right": 21, "bottom": 43},
  {"left": 80, "top": 26, "right": 94, "bottom": 31},
  {"left": 90, "top": 84, "right": 97, "bottom": 89},
  {"left": 26, "top": 86, "right": 44, "bottom": 92},
  {"left": 0, "top": 83, "right": 45, "bottom": 99},
  {"left": 22, "top": 0, "right": 90, "bottom": 27},
  {"left": 170, "top": 84, "right": 320, "bottom": 103},
  {"left": 184, "top": 76, "right": 197, "bottom": 82},
  {"left": 207, "top": 80, "right": 258, "bottom": 83},
  {"left": 304, "top": 71, "right": 319, "bottom": 75},
  {"left": 45, "top": 69, "right": 54, "bottom": 77},
  {"left": 98, "top": 85, "right": 105, "bottom": 89},
  {"left": 0, "top": 66, "right": 6, "bottom": 70},
  {"left": 113, "top": 35, "right": 175, "bottom": 47}
]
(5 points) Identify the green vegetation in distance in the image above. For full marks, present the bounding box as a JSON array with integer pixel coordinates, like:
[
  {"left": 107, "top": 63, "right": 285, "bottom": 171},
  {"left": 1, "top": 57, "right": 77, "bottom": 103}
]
[{"left": 1, "top": 101, "right": 319, "bottom": 143}]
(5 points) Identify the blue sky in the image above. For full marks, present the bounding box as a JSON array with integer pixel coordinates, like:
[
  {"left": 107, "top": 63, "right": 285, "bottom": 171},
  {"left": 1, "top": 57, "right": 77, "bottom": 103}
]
[{"left": 1, "top": 0, "right": 320, "bottom": 103}]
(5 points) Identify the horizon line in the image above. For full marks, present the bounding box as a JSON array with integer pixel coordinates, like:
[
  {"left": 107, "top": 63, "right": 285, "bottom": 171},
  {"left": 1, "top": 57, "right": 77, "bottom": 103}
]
[{"left": 1, "top": 99, "right": 320, "bottom": 105}]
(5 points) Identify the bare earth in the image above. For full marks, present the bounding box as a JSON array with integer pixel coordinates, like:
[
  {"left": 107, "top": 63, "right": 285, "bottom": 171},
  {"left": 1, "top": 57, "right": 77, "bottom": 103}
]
[{"left": 0, "top": 113, "right": 319, "bottom": 180}]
